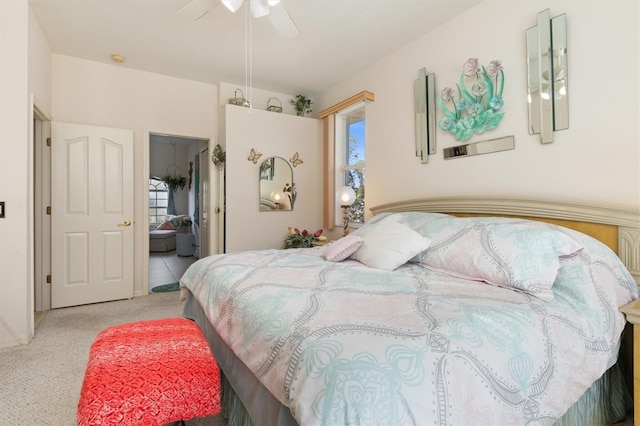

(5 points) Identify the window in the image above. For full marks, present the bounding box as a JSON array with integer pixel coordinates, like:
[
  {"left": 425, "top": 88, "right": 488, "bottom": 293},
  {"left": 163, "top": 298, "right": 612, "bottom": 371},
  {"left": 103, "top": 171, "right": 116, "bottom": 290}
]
[
  {"left": 319, "top": 90, "right": 373, "bottom": 230},
  {"left": 149, "top": 178, "right": 169, "bottom": 225},
  {"left": 336, "top": 104, "right": 365, "bottom": 225}
]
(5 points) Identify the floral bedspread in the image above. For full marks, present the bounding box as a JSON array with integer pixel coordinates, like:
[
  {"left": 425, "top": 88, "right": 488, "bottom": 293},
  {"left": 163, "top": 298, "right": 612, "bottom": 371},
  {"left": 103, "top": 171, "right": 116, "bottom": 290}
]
[{"left": 180, "top": 234, "right": 638, "bottom": 425}]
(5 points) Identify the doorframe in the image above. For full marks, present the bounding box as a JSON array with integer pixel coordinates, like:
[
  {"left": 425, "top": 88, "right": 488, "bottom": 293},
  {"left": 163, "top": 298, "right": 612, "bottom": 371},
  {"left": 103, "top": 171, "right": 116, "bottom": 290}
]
[
  {"left": 142, "top": 129, "right": 213, "bottom": 295},
  {"left": 32, "top": 95, "right": 52, "bottom": 314},
  {"left": 198, "top": 145, "right": 209, "bottom": 258}
]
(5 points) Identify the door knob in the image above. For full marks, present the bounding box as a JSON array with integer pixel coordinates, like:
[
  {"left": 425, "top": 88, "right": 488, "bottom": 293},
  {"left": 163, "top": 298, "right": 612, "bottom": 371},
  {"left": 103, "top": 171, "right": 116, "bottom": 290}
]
[{"left": 118, "top": 220, "right": 132, "bottom": 227}]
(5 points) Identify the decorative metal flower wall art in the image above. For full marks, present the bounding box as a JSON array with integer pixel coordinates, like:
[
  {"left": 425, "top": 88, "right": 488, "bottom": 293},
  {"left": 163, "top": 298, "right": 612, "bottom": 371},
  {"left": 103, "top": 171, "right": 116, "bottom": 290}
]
[{"left": 437, "top": 58, "right": 505, "bottom": 141}]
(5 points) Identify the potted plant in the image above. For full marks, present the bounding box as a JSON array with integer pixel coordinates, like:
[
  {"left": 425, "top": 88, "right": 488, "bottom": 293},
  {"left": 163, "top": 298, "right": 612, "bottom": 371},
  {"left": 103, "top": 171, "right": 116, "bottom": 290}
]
[
  {"left": 213, "top": 144, "right": 226, "bottom": 167},
  {"left": 290, "top": 95, "right": 313, "bottom": 117},
  {"left": 162, "top": 175, "right": 187, "bottom": 192},
  {"left": 175, "top": 217, "right": 193, "bottom": 234}
]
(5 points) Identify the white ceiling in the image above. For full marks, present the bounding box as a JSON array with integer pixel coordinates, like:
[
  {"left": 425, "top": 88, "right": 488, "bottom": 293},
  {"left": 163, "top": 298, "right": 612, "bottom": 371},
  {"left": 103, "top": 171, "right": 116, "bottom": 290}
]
[{"left": 29, "top": 0, "right": 483, "bottom": 95}]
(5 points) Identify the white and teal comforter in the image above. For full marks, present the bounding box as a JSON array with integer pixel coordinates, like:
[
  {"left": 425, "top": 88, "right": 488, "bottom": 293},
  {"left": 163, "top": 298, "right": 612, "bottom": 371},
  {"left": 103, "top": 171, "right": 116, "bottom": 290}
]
[{"left": 180, "top": 225, "right": 638, "bottom": 425}]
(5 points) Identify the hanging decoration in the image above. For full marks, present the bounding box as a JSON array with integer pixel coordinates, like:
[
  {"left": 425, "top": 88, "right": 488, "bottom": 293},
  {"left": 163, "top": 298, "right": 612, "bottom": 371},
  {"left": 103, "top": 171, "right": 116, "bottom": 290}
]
[
  {"left": 162, "top": 142, "right": 187, "bottom": 192},
  {"left": 437, "top": 58, "right": 505, "bottom": 141},
  {"left": 212, "top": 144, "right": 226, "bottom": 167}
]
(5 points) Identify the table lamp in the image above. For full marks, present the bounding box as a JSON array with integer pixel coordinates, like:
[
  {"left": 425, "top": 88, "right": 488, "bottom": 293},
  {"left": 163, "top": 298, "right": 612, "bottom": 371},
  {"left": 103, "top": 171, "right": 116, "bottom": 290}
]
[
  {"left": 336, "top": 186, "right": 356, "bottom": 236},
  {"left": 271, "top": 190, "right": 283, "bottom": 208}
]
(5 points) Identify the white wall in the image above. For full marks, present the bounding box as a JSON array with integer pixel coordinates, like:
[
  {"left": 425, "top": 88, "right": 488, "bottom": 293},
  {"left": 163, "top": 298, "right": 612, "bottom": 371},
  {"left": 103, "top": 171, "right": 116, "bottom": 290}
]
[
  {"left": 316, "top": 0, "right": 640, "bottom": 217},
  {"left": 224, "top": 105, "right": 323, "bottom": 252},
  {"left": 0, "top": 0, "right": 31, "bottom": 347},
  {"left": 28, "top": 8, "right": 52, "bottom": 112},
  {"left": 51, "top": 54, "right": 217, "bottom": 296}
]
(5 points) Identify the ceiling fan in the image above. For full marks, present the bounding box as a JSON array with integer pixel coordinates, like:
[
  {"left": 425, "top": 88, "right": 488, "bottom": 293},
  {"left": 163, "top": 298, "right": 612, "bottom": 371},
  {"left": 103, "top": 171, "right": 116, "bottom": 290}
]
[{"left": 178, "top": 0, "right": 300, "bottom": 39}]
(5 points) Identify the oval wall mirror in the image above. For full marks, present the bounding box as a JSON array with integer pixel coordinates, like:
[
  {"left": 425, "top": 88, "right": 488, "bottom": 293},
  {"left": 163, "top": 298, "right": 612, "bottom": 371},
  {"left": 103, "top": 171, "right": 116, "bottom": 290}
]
[{"left": 259, "top": 156, "right": 295, "bottom": 211}]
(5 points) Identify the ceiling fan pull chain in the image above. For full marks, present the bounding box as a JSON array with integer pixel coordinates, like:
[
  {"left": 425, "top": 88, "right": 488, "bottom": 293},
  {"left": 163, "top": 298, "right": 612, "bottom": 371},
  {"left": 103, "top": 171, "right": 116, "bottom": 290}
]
[{"left": 249, "top": 2, "right": 253, "bottom": 111}]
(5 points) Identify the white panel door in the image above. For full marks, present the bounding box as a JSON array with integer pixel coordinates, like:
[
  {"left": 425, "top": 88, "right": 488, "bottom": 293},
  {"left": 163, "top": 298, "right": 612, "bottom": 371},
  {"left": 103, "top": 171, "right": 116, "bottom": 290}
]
[{"left": 51, "top": 122, "right": 134, "bottom": 308}]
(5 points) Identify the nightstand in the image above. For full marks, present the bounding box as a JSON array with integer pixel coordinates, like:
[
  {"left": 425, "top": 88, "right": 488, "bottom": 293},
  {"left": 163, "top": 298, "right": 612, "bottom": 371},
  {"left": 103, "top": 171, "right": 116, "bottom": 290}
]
[
  {"left": 176, "top": 233, "right": 195, "bottom": 257},
  {"left": 621, "top": 300, "right": 640, "bottom": 425}
]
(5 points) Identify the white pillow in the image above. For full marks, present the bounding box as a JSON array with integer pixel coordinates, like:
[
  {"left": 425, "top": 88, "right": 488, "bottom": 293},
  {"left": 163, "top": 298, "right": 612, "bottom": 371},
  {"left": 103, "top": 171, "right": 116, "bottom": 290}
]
[
  {"left": 323, "top": 235, "right": 364, "bottom": 262},
  {"left": 350, "top": 220, "right": 431, "bottom": 270}
]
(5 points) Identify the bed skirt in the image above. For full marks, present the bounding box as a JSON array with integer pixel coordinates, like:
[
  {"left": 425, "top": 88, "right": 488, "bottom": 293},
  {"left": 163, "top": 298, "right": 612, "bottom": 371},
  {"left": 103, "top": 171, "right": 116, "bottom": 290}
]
[{"left": 182, "top": 290, "right": 631, "bottom": 426}]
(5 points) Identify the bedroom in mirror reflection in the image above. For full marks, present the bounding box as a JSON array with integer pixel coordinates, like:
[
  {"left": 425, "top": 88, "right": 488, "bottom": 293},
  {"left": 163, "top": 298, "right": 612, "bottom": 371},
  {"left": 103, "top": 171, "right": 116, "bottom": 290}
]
[{"left": 259, "top": 156, "right": 295, "bottom": 211}]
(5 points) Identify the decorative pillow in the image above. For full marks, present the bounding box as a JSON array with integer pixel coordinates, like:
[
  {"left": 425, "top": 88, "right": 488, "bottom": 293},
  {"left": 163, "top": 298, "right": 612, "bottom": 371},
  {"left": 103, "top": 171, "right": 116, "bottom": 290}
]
[
  {"left": 323, "top": 236, "right": 364, "bottom": 262},
  {"left": 155, "top": 220, "right": 176, "bottom": 231},
  {"left": 349, "top": 220, "right": 432, "bottom": 270},
  {"left": 419, "top": 220, "right": 583, "bottom": 300}
]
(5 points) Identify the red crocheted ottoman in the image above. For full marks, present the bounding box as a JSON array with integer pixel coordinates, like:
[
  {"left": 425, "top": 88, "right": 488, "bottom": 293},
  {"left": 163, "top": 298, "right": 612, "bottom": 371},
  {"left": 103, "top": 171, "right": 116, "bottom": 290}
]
[{"left": 77, "top": 318, "right": 221, "bottom": 426}]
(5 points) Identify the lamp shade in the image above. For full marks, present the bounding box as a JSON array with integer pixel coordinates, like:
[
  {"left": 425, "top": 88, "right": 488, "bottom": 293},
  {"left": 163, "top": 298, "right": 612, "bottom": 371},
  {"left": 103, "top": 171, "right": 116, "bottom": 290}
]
[
  {"left": 221, "top": 0, "right": 243, "bottom": 12},
  {"left": 336, "top": 186, "right": 356, "bottom": 207},
  {"left": 271, "top": 190, "right": 283, "bottom": 203}
]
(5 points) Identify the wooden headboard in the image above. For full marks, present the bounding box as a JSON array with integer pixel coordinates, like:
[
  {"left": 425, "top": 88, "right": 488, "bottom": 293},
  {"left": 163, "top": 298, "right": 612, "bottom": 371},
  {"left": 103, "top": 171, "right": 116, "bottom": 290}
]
[{"left": 370, "top": 196, "right": 640, "bottom": 285}]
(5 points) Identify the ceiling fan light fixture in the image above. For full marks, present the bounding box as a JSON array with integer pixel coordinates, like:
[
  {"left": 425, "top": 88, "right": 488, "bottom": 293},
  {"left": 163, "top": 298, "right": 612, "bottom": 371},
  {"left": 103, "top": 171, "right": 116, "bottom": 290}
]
[
  {"left": 221, "top": 0, "right": 243, "bottom": 12},
  {"left": 110, "top": 54, "right": 126, "bottom": 63},
  {"left": 250, "top": 0, "right": 269, "bottom": 18}
]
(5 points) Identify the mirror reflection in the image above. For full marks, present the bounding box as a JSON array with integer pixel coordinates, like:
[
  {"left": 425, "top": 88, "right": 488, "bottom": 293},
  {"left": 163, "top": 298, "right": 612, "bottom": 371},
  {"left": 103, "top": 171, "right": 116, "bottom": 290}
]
[
  {"left": 414, "top": 68, "right": 436, "bottom": 163},
  {"left": 537, "top": 9, "right": 553, "bottom": 144},
  {"left": 526, "top": 25, "right": 541, "bottom": 135},
  {"left": 551, "top": 14, "right": 568, "bottom": 130},
  {"left": 259, "top": 156, "right": 295, "bottom": 211},
  {"left": 527, "top": 10, "right": 568, "bottom": 144}
]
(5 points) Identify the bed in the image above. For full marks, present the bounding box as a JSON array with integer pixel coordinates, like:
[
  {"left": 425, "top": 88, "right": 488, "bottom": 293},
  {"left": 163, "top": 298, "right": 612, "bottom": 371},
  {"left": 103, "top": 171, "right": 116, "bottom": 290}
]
[
  {"left": 180, "top": 197, "right": 640, "bottom": 425},
  {"left": 149, "top": 229, "right": 177, "bottom": 252},
  {"left": 149, "top": 214, "right": 191, "bottom": 252}
]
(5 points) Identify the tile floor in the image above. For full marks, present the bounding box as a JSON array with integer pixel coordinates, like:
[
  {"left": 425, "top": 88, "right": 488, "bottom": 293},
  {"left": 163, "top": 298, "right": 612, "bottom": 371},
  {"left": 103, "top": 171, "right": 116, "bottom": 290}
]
[{"left": 148, "top": 250, "right": 198, "bottom": 292}]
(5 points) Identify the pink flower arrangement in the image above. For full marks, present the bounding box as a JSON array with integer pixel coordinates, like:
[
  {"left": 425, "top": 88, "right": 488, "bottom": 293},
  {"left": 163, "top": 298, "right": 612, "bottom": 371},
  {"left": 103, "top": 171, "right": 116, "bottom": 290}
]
[{"left": 284, "top": 227, "right": 326, "bottom": 248}]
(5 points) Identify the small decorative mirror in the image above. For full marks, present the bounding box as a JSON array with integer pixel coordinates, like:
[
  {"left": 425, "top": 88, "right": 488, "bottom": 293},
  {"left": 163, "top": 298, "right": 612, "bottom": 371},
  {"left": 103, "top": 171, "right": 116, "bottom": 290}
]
[
  {"left": 414, "top": 68, "right": 436, "bottom": 163},
  {"left": 527, "top": 9, "right": 568, "bottom": 144},
  {"left": 259, "top": 156, "right": 295, "bottom": 211}
]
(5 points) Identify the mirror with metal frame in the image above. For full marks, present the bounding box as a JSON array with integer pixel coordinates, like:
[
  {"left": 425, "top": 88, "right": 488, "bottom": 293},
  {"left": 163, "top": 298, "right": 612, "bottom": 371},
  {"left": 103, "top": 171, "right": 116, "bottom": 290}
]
[
  {"left": 443, "top": 135, "right": 515, "bottom": 160},
  {"left": 527, "top": 10, "right": 568, "bottom": 144},
  {"left": 414, "top": 68, "right": 436, "bottom": 163},
  {"left": 551, "top": 14, "right": 568, "bottom": 130},
  {"left": 259, "top": 156, "right": 295, "bottom": 211}
]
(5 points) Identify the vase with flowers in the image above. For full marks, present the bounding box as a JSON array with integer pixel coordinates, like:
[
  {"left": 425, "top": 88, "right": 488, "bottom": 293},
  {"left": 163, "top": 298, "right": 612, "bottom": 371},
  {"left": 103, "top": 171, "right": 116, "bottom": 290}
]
[{"left": 283, "top": 227, "right": 326, "bottom": 249}]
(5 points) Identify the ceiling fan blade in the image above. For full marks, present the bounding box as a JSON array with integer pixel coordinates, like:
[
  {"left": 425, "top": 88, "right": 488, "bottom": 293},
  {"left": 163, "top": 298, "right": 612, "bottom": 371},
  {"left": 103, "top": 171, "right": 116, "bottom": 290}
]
[
  {"left": 268, "top": 2, "right": 299, "bottom": 39},
  {"left": 178, "top": 0, "right": 218, "bottom": 20},
  {"left": 221, "top": 0, "right": 243, "bottom": 13},
  {"left": 250, "top": 0, "right": 269, "bottom": 18}
]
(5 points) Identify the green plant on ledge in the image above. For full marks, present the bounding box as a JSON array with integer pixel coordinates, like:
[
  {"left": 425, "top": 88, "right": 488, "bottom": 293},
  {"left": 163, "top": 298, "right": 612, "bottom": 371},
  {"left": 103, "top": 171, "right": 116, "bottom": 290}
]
[
  {"left": 162, "top": 175, "right": 187, "bottom": 192},
  {"left": 290, "top": 94, "right": 313, "bottom": 117}
]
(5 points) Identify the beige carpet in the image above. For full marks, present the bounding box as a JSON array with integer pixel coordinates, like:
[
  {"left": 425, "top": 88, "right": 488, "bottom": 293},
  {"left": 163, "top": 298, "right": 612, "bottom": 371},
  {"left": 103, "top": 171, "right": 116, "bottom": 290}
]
[{"left": 0, "top": 292, "right": 226, "bottom": 425}]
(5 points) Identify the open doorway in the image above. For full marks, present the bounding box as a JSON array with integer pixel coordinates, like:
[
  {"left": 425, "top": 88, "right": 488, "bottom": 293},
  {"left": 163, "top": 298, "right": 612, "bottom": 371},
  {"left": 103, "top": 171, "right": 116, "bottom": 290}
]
[
  {"left": 147, "top": 133, "right": 207, "bottom": 293},
  {"left": 33, "top": 103, "right": 51, "bottom": 324}
]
